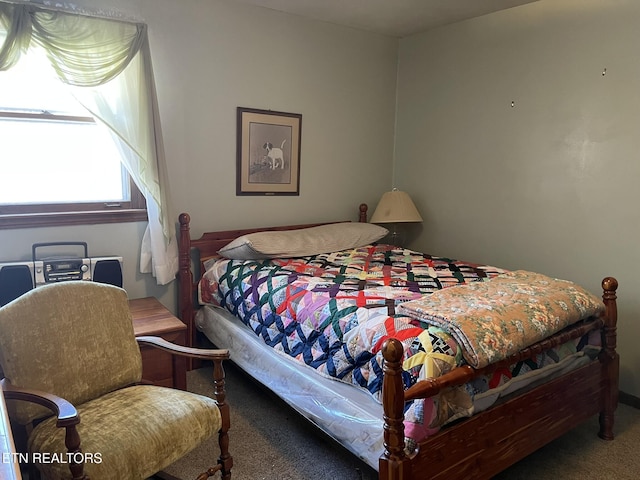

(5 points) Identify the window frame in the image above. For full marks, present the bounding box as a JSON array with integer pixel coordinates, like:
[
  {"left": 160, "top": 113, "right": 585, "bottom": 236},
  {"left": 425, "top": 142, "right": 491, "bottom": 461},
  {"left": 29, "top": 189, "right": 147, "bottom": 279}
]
[
  {"left": 0, "top": 176, "right": 147, "bottom": 229},
  {"left": 0, "top": 200, "right": 147, "bottom": 229},
  {"left": 0, "top": 109, "right": 147, "bottom": 230}
]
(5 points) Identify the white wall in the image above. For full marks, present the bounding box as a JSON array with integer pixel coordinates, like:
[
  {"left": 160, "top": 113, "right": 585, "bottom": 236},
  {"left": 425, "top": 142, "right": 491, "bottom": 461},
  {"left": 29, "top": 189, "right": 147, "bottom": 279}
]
[
  {"left": 395, "top": 0, "right": 640, "bottom": 397},
  {"left": 0, "top": 0, "right": 398, "bottom": 312}
]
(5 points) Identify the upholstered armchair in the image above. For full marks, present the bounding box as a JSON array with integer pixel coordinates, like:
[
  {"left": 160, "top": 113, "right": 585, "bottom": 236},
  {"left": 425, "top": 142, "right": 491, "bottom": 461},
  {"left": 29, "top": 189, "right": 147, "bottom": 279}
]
[{"left": 0, "top": 281, "right": 232, "bottom": 480}]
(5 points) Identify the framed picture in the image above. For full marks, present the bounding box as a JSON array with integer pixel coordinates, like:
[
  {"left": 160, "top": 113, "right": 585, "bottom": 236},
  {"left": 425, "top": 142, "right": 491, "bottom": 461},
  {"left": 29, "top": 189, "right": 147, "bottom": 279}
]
[{"left": 236, "top": 107, "right": 302, "bottom": 196}]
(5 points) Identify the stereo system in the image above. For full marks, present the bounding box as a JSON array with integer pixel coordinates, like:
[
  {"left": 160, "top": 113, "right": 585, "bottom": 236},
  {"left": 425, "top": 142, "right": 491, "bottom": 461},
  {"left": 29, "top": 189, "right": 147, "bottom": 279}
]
[{"left": 0, "top": 242, "right": 123, "bottom": 307}]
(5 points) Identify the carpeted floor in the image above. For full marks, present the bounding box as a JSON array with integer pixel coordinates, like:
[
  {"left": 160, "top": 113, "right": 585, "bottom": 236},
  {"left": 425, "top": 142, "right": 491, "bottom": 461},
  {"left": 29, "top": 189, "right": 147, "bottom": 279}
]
[
  {"left": 161, "top": 362, "right": 376, "bottom": 480},
  {"left": 160, "top": 363, "right": 640, "bottom": 480}
]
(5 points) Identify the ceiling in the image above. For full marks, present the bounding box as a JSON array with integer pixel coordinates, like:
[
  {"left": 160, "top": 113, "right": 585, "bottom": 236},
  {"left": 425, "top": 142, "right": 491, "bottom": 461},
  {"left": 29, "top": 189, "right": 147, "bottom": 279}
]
[{"left": 228, "top": 0, "right": 538, "bottom": 38}]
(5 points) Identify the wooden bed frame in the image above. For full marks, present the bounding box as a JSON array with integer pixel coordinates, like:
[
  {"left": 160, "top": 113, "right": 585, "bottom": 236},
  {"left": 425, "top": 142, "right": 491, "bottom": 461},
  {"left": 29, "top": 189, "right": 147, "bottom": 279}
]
[{"left": 177, "top": 204, "right": 619, "bottom": 480}]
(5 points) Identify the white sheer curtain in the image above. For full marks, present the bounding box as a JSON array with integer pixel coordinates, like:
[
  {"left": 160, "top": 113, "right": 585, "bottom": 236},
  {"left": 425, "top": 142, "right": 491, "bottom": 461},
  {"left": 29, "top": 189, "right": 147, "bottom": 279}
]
[{"left": 0, "top": 1, "right": 178, "bottom": 284}]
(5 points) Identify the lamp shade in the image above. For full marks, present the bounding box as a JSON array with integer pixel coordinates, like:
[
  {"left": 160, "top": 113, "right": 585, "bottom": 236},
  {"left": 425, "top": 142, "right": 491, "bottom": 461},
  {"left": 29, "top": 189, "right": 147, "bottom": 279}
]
[{"left": 370, "top": 189, "right": 423, "bottom": 224}]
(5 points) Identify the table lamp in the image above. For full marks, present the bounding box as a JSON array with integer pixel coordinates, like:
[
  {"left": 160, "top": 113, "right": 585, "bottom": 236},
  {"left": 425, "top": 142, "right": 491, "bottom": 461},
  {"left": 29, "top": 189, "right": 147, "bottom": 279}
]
[{"left": 370, "top": 188, "right": 423, "bottom": 247}]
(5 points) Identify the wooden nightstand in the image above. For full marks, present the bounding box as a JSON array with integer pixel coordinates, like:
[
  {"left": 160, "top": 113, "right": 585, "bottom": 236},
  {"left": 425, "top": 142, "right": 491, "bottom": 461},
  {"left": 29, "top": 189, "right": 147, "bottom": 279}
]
[{"left": 129, "top": 297, "right": 187, "bottom": 390}]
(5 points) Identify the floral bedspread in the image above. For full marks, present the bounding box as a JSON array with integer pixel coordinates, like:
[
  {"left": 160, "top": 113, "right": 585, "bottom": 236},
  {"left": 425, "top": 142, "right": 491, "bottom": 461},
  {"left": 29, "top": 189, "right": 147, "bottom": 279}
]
[
  {"left": 399, "top": 270, "right": 605, "bottom": 368},
  {"left": 199, "top": 244, "right": 597, "bottom": 444}
]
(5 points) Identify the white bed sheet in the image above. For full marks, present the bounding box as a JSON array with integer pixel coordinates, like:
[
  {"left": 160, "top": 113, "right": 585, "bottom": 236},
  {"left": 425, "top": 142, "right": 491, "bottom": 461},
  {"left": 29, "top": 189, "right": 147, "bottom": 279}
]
[{"left": 195, "top": 304, "right": 594, "bottom": 469}]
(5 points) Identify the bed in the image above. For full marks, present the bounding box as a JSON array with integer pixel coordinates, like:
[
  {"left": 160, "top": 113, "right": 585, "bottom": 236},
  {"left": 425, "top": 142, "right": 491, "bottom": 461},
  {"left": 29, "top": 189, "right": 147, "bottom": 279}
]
[{"left": 177, "top": 204, "right": 619, "bottom": 480}]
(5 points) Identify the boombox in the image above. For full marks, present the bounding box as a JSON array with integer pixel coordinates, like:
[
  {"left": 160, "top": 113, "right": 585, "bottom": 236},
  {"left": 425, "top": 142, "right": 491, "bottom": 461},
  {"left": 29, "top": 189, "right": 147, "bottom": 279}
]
[{"left": 0, "top": 242, "right": 123, "bottom": 307}]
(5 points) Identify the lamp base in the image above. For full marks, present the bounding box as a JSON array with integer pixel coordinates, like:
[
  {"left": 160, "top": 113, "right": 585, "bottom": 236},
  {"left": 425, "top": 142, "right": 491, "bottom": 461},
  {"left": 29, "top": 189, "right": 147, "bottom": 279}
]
[{"left": 388, "top": 224, "right": 405, "bottom": 248}]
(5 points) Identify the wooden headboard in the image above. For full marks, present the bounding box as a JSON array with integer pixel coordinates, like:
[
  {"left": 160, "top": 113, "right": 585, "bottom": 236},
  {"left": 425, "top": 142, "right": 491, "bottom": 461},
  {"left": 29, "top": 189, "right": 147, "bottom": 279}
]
[{"left": 177, "top": 203, "right": 369, "bottom": 353}]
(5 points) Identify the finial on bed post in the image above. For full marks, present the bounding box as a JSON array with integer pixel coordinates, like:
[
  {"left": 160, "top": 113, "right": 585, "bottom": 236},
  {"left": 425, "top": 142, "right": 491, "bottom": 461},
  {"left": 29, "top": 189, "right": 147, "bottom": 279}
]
[
  {"left": 359, "top": 203, "right": 368, "bottom": 223},
  {"left": 599, "top": 276, "right": 619, "bottom": 441},
  {"left": 178, "top": 213, "right": 195, "bottom": 360},
  {"left": 379, "top": 338, "right": 411, "bottom": 480},
  {"left": 601, "top": 277, "right": 618, "bottom": 357}
]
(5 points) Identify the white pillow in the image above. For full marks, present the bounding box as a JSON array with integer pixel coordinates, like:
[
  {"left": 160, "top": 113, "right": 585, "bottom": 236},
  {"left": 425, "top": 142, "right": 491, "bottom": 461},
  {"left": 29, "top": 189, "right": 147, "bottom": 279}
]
[{"left": 218, "top": 222, "right": 388, "bottom": 260}]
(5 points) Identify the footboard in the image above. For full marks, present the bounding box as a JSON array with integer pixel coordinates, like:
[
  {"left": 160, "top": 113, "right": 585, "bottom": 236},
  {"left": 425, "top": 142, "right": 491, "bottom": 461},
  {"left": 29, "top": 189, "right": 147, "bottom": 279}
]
[{"left": 379, "top": 277, "right": 619, "bottom": 480}]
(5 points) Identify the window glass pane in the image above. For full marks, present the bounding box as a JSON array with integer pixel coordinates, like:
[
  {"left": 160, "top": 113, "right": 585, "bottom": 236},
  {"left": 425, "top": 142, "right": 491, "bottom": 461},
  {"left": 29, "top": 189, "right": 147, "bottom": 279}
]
[
  {"left": 0, "top": 47, "right": 134, "bottom": 208},
  {"left": 0, "top": 49, "right": 86, "bottom": 115},
  {"left": 0, "top": 119, "right": 127, "bottom": 204}
]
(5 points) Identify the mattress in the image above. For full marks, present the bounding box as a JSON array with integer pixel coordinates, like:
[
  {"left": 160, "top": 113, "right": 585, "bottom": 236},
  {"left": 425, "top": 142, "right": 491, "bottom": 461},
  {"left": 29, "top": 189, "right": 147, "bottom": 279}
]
[{"left": 195, "top": 303, "right": 595, "bottom": 468}]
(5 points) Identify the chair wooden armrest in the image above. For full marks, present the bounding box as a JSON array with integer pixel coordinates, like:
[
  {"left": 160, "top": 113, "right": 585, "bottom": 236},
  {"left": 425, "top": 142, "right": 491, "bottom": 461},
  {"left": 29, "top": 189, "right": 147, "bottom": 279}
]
[
  {"left": 1, "top": 379, "right": 88, "bottom": 479},
  {"left": 136, "top": 334, "right": 232, "bottom": 477},
  {"left": 1, "top": 379, "right": 79, "bottom": 427},
  {"left": 135, "top": 336, "right": 230, "bottom": 361}
]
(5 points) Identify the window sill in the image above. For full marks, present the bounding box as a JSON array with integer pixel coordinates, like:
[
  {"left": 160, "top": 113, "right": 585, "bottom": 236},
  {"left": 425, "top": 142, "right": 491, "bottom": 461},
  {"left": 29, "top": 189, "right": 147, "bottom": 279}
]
[{"left": 0, "top": 209, "right": 148, "bottom": 229}]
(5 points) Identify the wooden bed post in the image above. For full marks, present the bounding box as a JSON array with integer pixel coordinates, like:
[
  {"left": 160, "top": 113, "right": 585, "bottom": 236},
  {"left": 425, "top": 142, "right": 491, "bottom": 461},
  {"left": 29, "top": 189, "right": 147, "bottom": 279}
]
[
  {"left": 178, "top": 213, "right": 195, "bottom": 367},
  {"left": 359, "top": 203, "right": 368, "bottom": 223},
  {"left": 379, "top": 338, "right": 412, "bottom": 480},
  {"left": 599, "top": 276, "right": 619, "bottom": 440}
]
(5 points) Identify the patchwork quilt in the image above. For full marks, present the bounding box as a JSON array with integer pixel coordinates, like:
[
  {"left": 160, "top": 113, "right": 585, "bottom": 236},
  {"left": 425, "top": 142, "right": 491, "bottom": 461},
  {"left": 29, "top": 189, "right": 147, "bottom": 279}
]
[{"left": 199, "top": 244, "right": 598, "bottom": 446}]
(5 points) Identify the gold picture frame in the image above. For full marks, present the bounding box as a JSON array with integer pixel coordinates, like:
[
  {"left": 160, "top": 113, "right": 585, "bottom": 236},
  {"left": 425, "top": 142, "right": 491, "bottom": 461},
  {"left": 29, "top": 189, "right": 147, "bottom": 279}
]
[{"left": 236, "top": 107, "right": 302, "bottom": 196}]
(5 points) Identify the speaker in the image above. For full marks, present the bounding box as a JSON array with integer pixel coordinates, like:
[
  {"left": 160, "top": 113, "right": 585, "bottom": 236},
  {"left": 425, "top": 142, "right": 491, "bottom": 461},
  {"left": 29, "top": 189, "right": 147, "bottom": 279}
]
[
  {"left": 0, "top": 262, "right": 35, "bottom": 307},
  {"left": 91, "top": 257, "right": 123, "bottom": 288}
]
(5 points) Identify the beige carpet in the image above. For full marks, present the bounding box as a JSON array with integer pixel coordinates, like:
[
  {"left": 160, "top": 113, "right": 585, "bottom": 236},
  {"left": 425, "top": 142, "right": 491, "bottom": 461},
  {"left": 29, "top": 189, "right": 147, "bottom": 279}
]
[{"left": 161, "top": 363, "right": 640, "bottom": 479}]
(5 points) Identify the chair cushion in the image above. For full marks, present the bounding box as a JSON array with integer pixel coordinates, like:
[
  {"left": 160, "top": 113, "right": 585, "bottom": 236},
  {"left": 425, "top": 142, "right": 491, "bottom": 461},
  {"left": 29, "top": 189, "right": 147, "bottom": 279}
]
[{"left": 28, "top": 385, "right": 221, "bottom": 480}]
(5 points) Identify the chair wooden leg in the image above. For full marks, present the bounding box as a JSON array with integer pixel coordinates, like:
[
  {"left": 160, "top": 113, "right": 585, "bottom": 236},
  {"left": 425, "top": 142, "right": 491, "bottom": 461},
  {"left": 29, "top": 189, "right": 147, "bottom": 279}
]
[
  {"left": 64, "top": 424, "right": 88, "bottom": 480},
  {"left": 195, "top": 466, "right": 221, "bottom": 479},
  {"left": 212, "top": 360, "right": 233, "bottom": 480}
]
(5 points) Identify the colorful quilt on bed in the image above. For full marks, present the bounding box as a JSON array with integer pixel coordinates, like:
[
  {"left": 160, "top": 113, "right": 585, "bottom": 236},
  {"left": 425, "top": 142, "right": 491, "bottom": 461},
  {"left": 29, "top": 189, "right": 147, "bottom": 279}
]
[
  {"left": 199, "top": 244, "right": 597, "bottom": 445},
  {"left": 201, "top": 245, "right": 504, "bottom": 392}
]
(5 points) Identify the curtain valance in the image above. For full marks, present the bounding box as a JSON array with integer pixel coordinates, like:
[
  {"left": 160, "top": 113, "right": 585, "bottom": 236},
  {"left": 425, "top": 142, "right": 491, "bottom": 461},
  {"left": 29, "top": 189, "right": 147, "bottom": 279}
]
[{"left": 0, "top": 3, "right": 144, "bottom": 85}]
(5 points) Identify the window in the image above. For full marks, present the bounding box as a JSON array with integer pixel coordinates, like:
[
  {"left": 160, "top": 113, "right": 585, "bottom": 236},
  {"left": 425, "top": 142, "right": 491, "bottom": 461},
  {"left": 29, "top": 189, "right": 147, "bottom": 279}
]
[{"left": 0, "top": 49, "right": 146, "bottom": 229}]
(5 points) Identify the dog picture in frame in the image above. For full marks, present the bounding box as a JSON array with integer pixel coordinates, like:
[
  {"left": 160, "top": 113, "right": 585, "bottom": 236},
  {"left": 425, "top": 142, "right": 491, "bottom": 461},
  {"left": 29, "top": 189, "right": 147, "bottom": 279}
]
[{"left": 237, "top": 107, "right": 302, "bottom": 196}]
